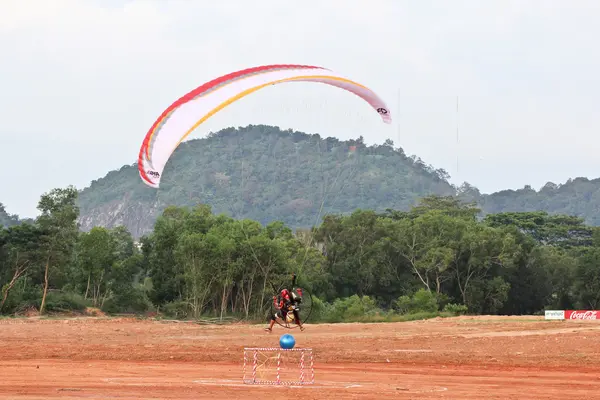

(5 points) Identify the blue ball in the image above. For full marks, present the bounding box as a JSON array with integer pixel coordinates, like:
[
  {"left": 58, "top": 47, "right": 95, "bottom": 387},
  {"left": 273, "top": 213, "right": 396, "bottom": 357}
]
[{"left": 279, "top": 334, "right": 296, "bottom": 349}]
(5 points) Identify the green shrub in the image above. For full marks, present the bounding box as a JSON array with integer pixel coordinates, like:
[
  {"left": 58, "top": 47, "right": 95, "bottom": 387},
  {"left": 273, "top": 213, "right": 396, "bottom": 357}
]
[
  {"left": 412, "top": 289, "right": 438, "bottom": 312},
  {"left": 434, "top": 292, "right": 451, "bottom": 310},
  {"left": 323, "top": 295, "right": 382, "bottom": 322},
  {"left": 44, "top": 291, "right": 90, "bottom": 313},
  {"left": 308, "top": 295, "right": 327, "bottom": 322},
  {"left": 161, "top": 300, "right": 190, "bottom": 319},
  {"left": 394, "top": 295, "right": 412, "bottom": 314},
  {"left": 443, "top": 303, "right": 468, "bottom": 315},
  {"left": 394, "top": 288, "right": 438, "bottom": 314},
  {"left": 102, "top": 287, "right": 153, "bottom": 314},
  {"left": 0, "top": 277, "right": 42, "bottom": 314}
]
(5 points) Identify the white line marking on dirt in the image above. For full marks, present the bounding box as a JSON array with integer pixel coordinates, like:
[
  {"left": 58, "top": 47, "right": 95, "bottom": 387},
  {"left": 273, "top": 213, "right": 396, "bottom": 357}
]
[
  {"left": 393, "top": 349, "right": 433, "bottom": 352},
  {"left": 192, "top": 378, "right": 363, "bottom": 389},
  {"left": 104, "top": 377, "right": 448, "bottom": 393}
]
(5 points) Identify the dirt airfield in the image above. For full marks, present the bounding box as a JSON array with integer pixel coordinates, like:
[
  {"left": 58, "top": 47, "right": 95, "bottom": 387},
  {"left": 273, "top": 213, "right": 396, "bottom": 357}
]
[{"left": 1, "top": 315, "right": 599, "bottom": 399}]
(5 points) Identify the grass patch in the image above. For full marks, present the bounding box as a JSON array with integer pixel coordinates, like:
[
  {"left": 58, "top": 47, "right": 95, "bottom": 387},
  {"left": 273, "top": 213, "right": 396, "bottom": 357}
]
[{"left": 311, "top": 311, "right": 456, "bottom": 324}]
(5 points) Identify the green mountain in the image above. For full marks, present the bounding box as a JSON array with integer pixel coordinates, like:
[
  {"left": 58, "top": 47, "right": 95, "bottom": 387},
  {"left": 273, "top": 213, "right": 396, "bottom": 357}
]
[
  {"left": 459, "top": 178, "right": 600, "bottom": 225},
  {"left": 76, "top": 125, "right": 454, "bottom": 237},
  {"left": 72, "top": 125, "right": 600, "bottom": 238}
]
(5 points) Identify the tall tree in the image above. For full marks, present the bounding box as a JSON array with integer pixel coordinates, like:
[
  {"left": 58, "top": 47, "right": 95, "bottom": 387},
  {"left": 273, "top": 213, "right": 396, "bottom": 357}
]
[
  {"left": 35, "top": 186, "right": 79, "bottom": 315},
  {"left": 0, "top": 224, "right": 42, "bottom": 311},
  {"left": 77, "top": 227, "right": 116, "bottom": 306}
]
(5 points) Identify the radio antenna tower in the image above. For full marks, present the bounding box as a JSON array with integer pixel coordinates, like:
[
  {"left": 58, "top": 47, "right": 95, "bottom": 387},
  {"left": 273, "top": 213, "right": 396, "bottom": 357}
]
[{"left": 456, "top": 96, "right": 459, "bottom": 177}]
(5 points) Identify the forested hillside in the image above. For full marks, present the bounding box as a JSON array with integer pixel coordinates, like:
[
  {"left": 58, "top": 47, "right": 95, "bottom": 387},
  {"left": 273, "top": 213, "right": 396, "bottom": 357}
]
[
  {"left": 463, "top": 178, "right": 600, "bottom": 225},
  {"left": 75, "top": 125, "right": 600, "bottom": 238},
  {"left": 76, "top": 125, "right": 455, "bottom": 238}
]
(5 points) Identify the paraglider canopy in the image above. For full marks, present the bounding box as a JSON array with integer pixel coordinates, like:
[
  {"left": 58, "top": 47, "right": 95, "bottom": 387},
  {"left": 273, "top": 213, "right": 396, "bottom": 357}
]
[{"left": 138, "top": 64, "right": 392, "bottom": 188}]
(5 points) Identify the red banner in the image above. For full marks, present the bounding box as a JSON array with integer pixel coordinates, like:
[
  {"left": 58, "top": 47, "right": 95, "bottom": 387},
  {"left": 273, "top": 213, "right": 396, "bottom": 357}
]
[{"left": 565, "top": 310, "right": 600, "bottom": 320}]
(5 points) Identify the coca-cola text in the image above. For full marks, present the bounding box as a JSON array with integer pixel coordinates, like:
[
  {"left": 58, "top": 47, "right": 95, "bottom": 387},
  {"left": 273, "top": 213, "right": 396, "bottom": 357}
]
[{"left": 565, "top": 310, "right": 599, "bottom": 320}]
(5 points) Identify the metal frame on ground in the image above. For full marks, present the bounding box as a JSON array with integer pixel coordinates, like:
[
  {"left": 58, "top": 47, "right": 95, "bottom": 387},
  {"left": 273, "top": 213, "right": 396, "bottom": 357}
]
[{"left": 243, "top": 347, "right": 314, "bottom": 385}]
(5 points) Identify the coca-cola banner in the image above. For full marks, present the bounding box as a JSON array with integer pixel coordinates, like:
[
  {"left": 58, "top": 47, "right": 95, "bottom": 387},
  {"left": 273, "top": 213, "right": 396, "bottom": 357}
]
[{"left": 565, "top": 310, "right": 600, "bottom": 320}]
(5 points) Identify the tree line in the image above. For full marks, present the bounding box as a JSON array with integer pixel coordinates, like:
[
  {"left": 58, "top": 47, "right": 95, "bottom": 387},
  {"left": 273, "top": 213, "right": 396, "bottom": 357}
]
[{"left": 1, "top": 186, "right": 599, "bottom": 322}]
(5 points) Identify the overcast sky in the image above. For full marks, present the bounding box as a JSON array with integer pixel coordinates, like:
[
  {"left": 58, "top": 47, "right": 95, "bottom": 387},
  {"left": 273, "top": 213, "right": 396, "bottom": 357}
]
[{"left": 1, "top": 0, "right": 598, "bottom": 218}]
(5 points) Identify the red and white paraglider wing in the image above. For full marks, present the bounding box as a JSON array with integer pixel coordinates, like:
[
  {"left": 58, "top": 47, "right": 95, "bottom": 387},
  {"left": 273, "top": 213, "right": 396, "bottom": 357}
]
[{"left": 138, "top": 64, "right": 391, "bottom": 188}]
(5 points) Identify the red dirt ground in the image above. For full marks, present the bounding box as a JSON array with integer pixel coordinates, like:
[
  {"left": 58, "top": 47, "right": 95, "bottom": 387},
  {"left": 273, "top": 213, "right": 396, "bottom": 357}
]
[{"left": 1, "top": 315, "right": 600, "bottom": 399}]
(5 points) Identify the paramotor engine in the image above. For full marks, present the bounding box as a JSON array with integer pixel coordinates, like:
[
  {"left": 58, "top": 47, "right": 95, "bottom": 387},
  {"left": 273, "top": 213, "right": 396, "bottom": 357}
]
[{"left": 271, "top": 285, "right": 314, "bottom": 329}]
